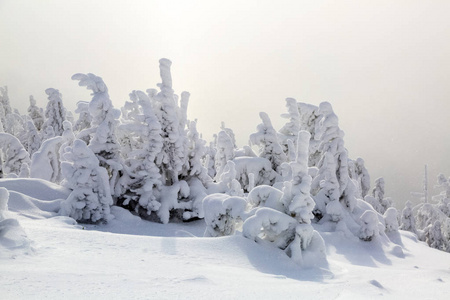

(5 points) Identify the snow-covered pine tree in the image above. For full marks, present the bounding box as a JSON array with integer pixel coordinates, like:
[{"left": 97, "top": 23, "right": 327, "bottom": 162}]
[
  {"left": 0, "top": 86, "right": 12, "bottom": 116},
  {"left": 151, "top": 59, "right": 188, "bottom": 186},
  {"left": 0, "top": 133, "right": 31, "bottom": 178},
  {"left": 60, "top": 139, "right": 113, "bottom": 223},
  {"left": 42, "top": 88, "right": 66, "bottom": 136},
  {"left": 250, "top": 112, "right": 286, "bottom": 174},
  {"left": 354, "top": 158, "right": 371, "bottom": 198},
  {"left": 116, "top": 90, "right": 164, "bottom": 219},
  {"left": 281, "top": 131, "right": 315, "bottom": 224},
  {"left": 26, "top": 120, "right": 42, "bottom": 157},
  {"left": 27, "top": 95, "right": 45, "bottom": 131},
  {"left": 71, "top": 73, "right": 122, "bottom": 194},
  {"left": 30, "top": 136, "right": 63, "bottom": 182},
  {"left": 371, "top": 177, "right": 392, "bottom": 214},
  {"left": 214, "top": 131, "right": 235, "bottom": 180},
  {"left": 278, "top": 98, "right": 300, "bottom": 157},
  {"left": 73, "top": 101, "right": 92, "bottom": 133},
  {"left": 400, "top": 200, "right": 417, "bottom": 234}
]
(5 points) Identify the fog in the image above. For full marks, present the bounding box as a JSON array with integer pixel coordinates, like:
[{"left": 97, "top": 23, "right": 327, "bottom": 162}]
[{"left": 1, "top": 0, "right": 450, "bottom": 208}]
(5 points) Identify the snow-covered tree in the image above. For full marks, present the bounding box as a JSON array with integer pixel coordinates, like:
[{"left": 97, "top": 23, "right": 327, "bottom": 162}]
[
  {"left": 73, "top": 101, "right": 92, "bottom": 132},
  {"left": 250, "top": 112, "right": 286, "bottom": 173},
  {"left": 27, "top": 95, "right": 45, "bottom": 131},
  {"left": 42, "top": 126, "right": 55, "bottom": 140},
  {"left": 42, "top": 88, "right": 66, "bottom": 136},
  {"left": 371, "top": 177, "right": 392, "bottom": 214},
  {"left": 281, "top": 131, "right": 315, "bottom": 224},
  {"left": 400, "top": 200, "right": 416, "bottom": 234},
  {"left": 0, "top": 133, "right": 31, "bottom": 178},
  {"left": 220, "top": 122, "right": 237, "bottom": 149},
  {"left": 72, "top": 73, "right": 122, "bottom": 193},
  {"left": 151, "top": 59, "right": 189, "bottom": 186},
  {"left": 30, "top": 136, "right": 63, "bottom": 182},
  {"left": 354, "top": 158, "right": 370, "bottom": 198},
  {"left": 26, "top": 120, "right": 41, "bottom": 156},
  {"left": 359, "top": 210, "right": 380, "bottom": 241},
  {"left": 0, "top": 86, "right": 12, "bottom": 116},
  {"left": 116, "top": 90, "right": 163, "bottom": 218},
  {"left": 214, "top": 131, "right": 235, "bottom": 180},
  {"left": 278, "top": 98, "right": 301, "bottom": 155},
  {"left": 384, "top": 207, "right": 399, "bottom": 233},
  {"left": 203, "top": 193, "right": 247, "bottom": 237},
  {"left": 60, "top": 139, "right": 113, "bottom": 223}
]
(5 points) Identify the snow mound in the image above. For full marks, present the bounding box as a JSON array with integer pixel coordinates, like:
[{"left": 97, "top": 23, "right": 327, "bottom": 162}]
[{"left": 0, "top": 178, "right": 70, "bottom": 200}]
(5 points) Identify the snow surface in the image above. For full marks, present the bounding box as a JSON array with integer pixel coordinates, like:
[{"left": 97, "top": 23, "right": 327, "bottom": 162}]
[{"left": 1, "top": 178, "right": 450, "bottom": 299}]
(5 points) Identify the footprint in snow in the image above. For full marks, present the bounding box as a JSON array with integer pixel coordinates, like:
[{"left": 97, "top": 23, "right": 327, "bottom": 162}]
[{"left": 369, "top": 279, "right": 385, "bottom": 290}]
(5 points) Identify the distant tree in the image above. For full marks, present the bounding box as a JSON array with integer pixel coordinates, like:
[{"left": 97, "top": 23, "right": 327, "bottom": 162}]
[
  {"left": 42, "top": 88, "right": 66, "bottom": 136},
  {"left": 400, "top": 200, "right": 417, "bottom": 234},
  {"left": 0, "top": 133, "right": 31, "bottom": 178},
  {"left": 27, "top": 95, "right": 45, "bottom": 131},
  {"left": 250, "top": 112, "right": 286, "bottom": 173}
]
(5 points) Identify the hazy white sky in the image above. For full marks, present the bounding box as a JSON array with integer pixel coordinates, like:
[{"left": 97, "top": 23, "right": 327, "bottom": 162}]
[{"left": 1, "top": 0, "right": 450, "bottom": 207}]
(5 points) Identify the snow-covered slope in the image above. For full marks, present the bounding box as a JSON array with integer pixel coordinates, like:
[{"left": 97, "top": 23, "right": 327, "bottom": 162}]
[{"left": 1, "top": 179, "right": 449, "bottom": 299}]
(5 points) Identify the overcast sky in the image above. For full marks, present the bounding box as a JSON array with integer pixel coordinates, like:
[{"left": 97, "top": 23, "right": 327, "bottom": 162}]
[{"left": 1, "top": 0, "right": 450, "bottom": 207}]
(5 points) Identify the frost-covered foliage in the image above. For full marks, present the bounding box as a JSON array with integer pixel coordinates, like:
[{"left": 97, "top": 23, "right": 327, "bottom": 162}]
[
  {"left": 232, "top": 156, "right": 277, "bottom": 192},
  {"left": 384, "top": 207, "right": 399, "bottom": 233},
  {"left": 42, "top": 126, "right": 55, "bottom": 140},
  {"left": 116, "top": 90, "right": 163, "bottom": 218},
  {"left": 26, "top": 120, "right": 41, "bottom": 156},
  {"left": 203, "top": 193, "right": 247, "bottom": 237},
  {"left": 400, "top": 201, "right": 416, "bottom": 233},
  {"left": 371, "top": 177, "right": 392, "bottom": 214},
  {"left": 30, "top": 136, "right": 63, "bottom": 182},
  {"left": 60, "top": 139, "right": 113, "bottom": 223},
  {"left": 281, "top": 131, "right": 315, "bottom": 224},
  {"left": 73, "top": 101, "right": 92, "bottom": 132},
  {"left": 220, "top": 122, "right": 237, "bottom": 149},
  {"left": 0, "top": 133, "right": 31, "bottom": 178},
  {"left": 358, "top": 210, "right": 380, "bottom": 241},
  {"left": 311, "top": 102, "right": 357, "bottom": 221},
  {"left": 214, "top": 131, "right": 235, "bottom": 180},
  {"left": 250, "top": 112, "right": 286, "bottom": 173},
  {"left": 151, "top": 59, "right": 189, "bottom": 186},
  {"left": 247, "top": 185, "right": 284, "bottom": 212},
  {"left": 42, "top": 88, "right": 66, "bottom": 136},
  {"left": 27, "top": 95, "right": 45, "bottom": 131},
  {"left": 0, "top": 86, "right": 12, "bottom": 116},
  {"left": 278, "top": 98, "right": 301, "bottom": 155},
  {"left": 72, "top": 73, "right": 122, "bottom": 193},
  {"left": 243, "top": 208, "right": 326, "bottom": 265},
  {"left": 354, "top": 158, "right": 370, "bottom": 198}
]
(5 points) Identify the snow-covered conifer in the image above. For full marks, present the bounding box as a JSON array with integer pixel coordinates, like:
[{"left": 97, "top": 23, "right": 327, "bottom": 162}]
[
  {"left": 220, "top": 122, "right": 237, "bottom": 149},
  {"left": 354, "top": 158, "right": 370, "bottom": 198},
  {"left": 0, "top": 133, "right": 31, "bottom": 178},
  {"left": 30, "top": 136, "right": 63, "bottom": 182},
  {"left": 278, "top": 98, "right": 300, "bottom": 155},
  {"left": 384, "top": 207, "right": 399, "bottom": 233},
  {"left": 72, "top": 73, "right": 122, "bottom": 193},
  {"left": 359, "top": 210, "right": 380, "bottom": 241},
  {"left": 116, "top": 90, "right": 163, "bottom": 217},
  {"left": 214, "top": 131, "right": 235, "bottom": 180},
  {"left": 42, "top": 88, "right": 66, "bottom": 136},
  {"left": 250, "top": 112, "right": 286, "bottom": 173},
  {"left": 27, "top": 95, "right": 45, "bottom": 131},
  {"left": 371, "top": 177, "right": 392, "bottom": 214},
  {"left": 400, "top": 200, "right": 416, "bottom": 233},
  {"left": 203, "top": 193, "right": 247, "bottom": 237},
  {"left": 42, "top": 126, "right": 55, "bottom": 140},
  {"left": 151, "top": 59, "right": 188, "bottom": 185},
  {"left": 26, "top": 120, "right": 41, "bottom": 156},
  {"left": 73, "top": 101, "right": 92, "bottom": 132},
  {"left": 0, "top": 86, "right": 12, "bottom": 116},
  {"left": 281, "top": 131, "right": 315, "bottom": 224},
  {"left": 60, "top": 139, "right": 113, "bottom": 223}
]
